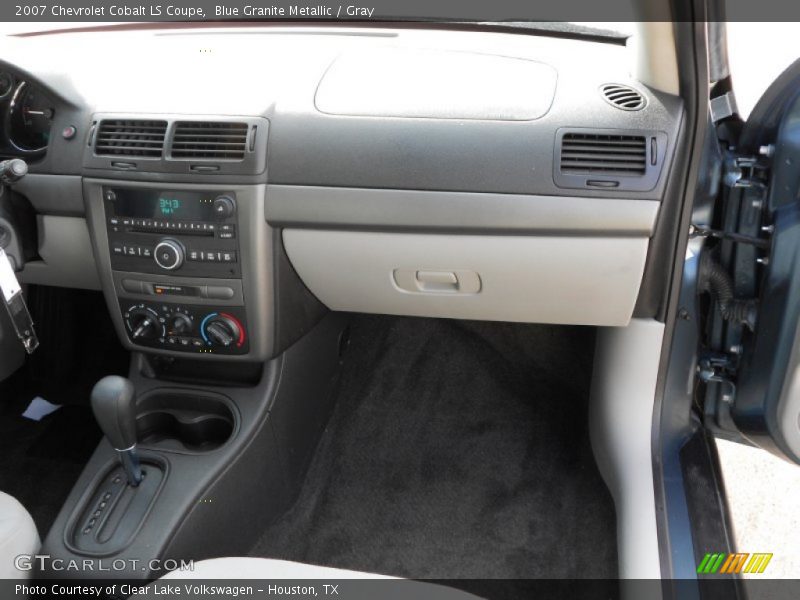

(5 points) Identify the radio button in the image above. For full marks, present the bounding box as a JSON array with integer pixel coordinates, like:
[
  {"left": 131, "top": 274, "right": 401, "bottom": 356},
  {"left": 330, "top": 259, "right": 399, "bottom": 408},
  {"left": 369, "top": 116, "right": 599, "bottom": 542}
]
[
  {"left": 142, "top": 247, "right": 152, "bottom": 258},
  {"left": 221, "top": 251, "right": 236, "bottom": 263},
  {"left": 125, "top": 246, "right": 137, "bottom": 256},
  {"left": 121, "top": 279, "right": 143, "bottom": 294},
  {"left": 206, "top": 286, "right": 235, "bottom": 300},
  {"left": 188, "top": 250, "right": 201, "bottom": 261},
  {"left": 112, "top": 245, "right": 124, "bottom": 255}
]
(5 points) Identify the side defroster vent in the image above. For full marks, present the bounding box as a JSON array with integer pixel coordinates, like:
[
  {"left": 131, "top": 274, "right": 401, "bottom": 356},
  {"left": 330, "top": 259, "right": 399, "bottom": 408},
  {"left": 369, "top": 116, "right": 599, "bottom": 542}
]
[
  {"left": 560, "top": 133, "right": 647, "bottom": 176},
  {"left": 554, "top": 128, "right": 667, "bottom": 192},
  {"left": 94, "top": 120, "right": 167, "bottom": 157},
  {"left": 170, "top": 121, "right": 249, "bottom": 160},
  {"left": 600, "top": 84, "right": 646, "bottom": 111}
]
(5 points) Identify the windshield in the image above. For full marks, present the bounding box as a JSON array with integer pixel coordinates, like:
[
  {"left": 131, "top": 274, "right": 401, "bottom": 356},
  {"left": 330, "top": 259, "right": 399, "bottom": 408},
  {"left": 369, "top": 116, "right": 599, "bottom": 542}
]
[{"left": 1, "top": 20, "right": 635, "bottom": 40}]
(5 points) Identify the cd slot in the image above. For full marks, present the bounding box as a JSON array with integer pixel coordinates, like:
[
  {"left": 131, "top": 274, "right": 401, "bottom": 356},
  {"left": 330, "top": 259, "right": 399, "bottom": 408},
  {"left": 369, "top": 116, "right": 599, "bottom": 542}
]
[{"left": 128, "top": 226, "right": 215, "bottom": 237}]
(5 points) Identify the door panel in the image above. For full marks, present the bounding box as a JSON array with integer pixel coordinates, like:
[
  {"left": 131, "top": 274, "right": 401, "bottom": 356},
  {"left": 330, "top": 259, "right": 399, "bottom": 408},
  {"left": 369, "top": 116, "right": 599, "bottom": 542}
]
[{"left": 705, "top": 59, "right": 800, "bottom": 464}]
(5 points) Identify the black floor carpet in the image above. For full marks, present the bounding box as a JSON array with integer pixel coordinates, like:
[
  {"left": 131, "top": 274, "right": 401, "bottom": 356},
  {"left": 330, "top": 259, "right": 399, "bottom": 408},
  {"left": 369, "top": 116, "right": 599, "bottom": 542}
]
[
  {"left": 251, "top": 315, "right": 618, "bottom": 579},
  {"left": 0, "top": 286, "right": 128, "bottom": 537},
  {"left": 0, "top": 389, "right": 101, "bottom": 538}
]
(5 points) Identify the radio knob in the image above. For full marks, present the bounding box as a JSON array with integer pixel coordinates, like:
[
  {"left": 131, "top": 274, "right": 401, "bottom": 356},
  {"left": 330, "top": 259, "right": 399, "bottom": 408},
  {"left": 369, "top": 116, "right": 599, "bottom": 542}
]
[
  {"left": 212, "top": 195, "right": 235, "bottom": 219},
  {"left": 153, "top": 239, "right": 184, "bottom": 271}
]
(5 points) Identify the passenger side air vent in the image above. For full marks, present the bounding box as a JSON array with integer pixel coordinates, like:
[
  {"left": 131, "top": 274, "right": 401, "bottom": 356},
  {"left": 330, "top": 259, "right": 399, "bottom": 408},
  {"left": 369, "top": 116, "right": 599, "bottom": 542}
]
[
  {"left": 94, "top": 120, "right": 167, "bottom": 158},
  {"left": 600, "top": 84, "right": 646, "bottom": 111},
  {"left": 170, "top": 121, "right": 249, "bottom": 160},
  {"left": 554, "top": 128, "right": 667, "bottom": 192},
  {"left": 560, "top": 132, "right": 647, "bottom": 176}
]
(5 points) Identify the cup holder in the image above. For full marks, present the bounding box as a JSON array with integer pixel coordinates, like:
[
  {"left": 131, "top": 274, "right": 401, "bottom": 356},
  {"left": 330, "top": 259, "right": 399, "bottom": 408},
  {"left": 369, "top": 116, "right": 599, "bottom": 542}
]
[{"left": 135, "top": 390, "right": 236, "bottom": 453}]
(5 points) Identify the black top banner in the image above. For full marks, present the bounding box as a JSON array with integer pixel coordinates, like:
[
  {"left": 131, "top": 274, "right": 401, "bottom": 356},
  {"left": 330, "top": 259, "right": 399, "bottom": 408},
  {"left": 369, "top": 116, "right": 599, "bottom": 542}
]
[{"left": 2, "top": 0, "right": 800, "bottom": 24}]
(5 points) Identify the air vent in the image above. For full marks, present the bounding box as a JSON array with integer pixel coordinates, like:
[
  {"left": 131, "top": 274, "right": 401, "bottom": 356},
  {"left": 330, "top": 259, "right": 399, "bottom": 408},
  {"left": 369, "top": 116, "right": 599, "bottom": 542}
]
[
  {"left": 94, "top": 120, "right": 167, "bottom": 157},
  {"left": 600, "top": 84, "right": 646, "bottom": 111},
  {"left": 560, "top": 132, "right": 647, "bottom": 176},
  {"left": 170, "top": 121, "right": 249, "bottom": 160}
]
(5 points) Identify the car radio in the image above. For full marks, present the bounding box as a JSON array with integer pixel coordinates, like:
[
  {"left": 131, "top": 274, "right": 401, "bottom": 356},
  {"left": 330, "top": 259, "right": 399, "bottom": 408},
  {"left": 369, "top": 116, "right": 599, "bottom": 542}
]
[{"left": 103, "top": 187, "right": 240, "bottom": 279}]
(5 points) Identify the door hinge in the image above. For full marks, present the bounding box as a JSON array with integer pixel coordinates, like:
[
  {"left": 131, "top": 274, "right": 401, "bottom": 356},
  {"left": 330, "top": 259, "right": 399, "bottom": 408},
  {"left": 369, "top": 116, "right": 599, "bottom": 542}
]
[
  {"left": 689, "top": 224, "right": 771, "bottom": 248},
  {"left": 722, "top": 151, "right": 770, "bottom": 189},
  {"left": 697, "top": 353, "right": 737, "bottom": 404}
]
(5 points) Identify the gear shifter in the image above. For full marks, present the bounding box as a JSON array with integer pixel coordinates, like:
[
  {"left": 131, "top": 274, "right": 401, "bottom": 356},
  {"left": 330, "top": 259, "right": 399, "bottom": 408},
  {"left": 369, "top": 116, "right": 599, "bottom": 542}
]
[{"left": 90, "top": 375, "right": 142, "bottom": 486}]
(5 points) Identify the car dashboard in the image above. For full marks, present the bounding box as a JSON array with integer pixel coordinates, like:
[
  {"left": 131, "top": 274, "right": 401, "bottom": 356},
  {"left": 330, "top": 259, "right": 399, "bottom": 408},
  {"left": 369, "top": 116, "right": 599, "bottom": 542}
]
[{"left": 0, "top": 24, "right": 684, "bottom": 362}]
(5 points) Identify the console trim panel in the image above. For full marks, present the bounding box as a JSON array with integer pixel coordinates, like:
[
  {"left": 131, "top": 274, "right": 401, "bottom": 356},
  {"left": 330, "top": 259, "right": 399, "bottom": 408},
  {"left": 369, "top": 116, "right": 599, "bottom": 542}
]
[{"left": 84, "top": 179, "right": 274, "bottom": 361}]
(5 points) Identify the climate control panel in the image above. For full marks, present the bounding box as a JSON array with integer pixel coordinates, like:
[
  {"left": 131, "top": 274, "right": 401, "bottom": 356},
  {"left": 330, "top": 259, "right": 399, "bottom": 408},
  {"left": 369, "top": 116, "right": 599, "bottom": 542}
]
[{"left": 121, "top": 300, "right": 248, "bottom": 355}]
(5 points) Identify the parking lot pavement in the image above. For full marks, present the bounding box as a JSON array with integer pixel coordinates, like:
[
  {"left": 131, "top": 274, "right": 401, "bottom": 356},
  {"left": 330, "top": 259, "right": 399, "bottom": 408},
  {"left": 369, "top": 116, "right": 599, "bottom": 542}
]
[{"left": 716, "top": 438, "right": 800, "bottom": 578}]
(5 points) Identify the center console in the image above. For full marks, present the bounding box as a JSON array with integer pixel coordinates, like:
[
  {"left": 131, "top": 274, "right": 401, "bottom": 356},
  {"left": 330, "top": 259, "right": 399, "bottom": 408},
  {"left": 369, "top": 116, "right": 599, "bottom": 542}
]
[
  {"left": 84, "top": 179, "right": 275, "bottom": 361},
  {"left": 40, "top": 114, "right": 336, "bottom": 579},
  {"left": 104, "top": 186, "right": 249, "bottom": 355}
]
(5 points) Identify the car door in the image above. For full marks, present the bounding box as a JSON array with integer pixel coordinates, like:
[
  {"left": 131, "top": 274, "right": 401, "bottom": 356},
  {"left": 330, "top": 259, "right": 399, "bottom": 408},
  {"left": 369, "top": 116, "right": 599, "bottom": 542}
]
[{"left": 700, "top": 56, "right": 800, "bottom": 465}]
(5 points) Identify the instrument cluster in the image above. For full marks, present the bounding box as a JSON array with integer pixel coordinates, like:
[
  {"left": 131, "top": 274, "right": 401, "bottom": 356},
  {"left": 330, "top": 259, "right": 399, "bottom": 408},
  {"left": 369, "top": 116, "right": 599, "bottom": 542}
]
[{"left": 0, "top": 70, "right": 55, "bottom": 159}]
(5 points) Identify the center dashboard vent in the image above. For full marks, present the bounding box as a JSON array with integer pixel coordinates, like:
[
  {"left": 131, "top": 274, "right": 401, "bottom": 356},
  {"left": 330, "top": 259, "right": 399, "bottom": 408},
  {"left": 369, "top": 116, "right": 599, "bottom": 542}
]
[
  {"left": 85, "top": 114, "right": 268, "bottom": 176},
  {"left": 554, "top": 128, "right": 667, "bottom": 192},
  {"left": 170, "top": 121, "right": 249, "bottom": 160},
  {"left": 94, "top": 120, "right": 167, "bottom": 158}
]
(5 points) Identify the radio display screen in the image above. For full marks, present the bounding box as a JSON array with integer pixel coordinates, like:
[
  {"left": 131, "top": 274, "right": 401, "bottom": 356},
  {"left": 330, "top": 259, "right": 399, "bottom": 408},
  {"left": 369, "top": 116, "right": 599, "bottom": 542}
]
[{"left": 107, "top": 188, "right": 222, "bottom": 221}]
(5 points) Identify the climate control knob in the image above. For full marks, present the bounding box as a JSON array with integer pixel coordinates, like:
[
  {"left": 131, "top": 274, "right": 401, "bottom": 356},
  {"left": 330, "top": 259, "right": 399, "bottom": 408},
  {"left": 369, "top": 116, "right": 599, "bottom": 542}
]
[
  {"left": 169, "top": 313, "right": 193, "bottom": 335},
  {"left": 125, "top": 307, "right": 163, "bottom": 341},
  {"left": 201, "top": 313, "right": 243, "bottom": 348},
  {"left": 153, "top": 239, "right": 184, "bottom": 271}
]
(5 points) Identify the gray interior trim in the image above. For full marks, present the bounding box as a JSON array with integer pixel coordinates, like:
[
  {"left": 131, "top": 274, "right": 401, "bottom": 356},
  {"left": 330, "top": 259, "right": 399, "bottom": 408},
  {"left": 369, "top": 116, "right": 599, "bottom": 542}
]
[
  {"left": 11, "top": 174, "right": 85, "bottom": 216},
  {"left": 111, "top": 272, "right": 244, "bottom": 306},
  {"left": 283, "top": 229, "right": 649, "bottom": 326},
  {"left": 590, "top": 318, "right": 665, "bottom": 581},
  {"left": 19, "top": 216, "right": 101, "bottom": 290},
  {"left": 266, "top": 185, "right": 660, "bottom": 236}
]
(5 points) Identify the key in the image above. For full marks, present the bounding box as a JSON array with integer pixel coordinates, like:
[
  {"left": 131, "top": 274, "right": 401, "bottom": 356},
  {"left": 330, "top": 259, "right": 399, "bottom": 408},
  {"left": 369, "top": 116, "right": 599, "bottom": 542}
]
[{"left": 0, "top": 247, "right": 38, "bottom": 354}]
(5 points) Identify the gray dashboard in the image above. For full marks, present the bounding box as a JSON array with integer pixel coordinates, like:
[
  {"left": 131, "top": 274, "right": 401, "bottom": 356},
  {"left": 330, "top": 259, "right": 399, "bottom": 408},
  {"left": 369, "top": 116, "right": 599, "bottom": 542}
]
[{"left": 0, "top": 24, "right": 685, "bottom": 337}]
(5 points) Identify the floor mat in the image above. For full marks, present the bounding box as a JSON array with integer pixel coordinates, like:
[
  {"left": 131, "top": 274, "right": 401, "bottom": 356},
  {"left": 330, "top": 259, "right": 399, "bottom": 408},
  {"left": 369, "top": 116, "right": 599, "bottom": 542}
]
[
  {"left": 251, "top": 315, "right": 618, "bottom": 579},
  {"left": 0, "top": 286, "right": 128, "bottom": 537},
  {"left": 0, "top": 389, "right": 101, "bottom": 537}
]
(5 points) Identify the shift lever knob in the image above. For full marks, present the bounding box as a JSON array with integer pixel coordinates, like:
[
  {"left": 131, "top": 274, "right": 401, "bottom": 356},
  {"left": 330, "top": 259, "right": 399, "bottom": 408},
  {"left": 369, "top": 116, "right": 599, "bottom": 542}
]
[
  {"left": 90, "top": 375, "right": 142, "bottom": 486},
  {"left": 91, "top": 375, "right": 137, "bottom": 450}
]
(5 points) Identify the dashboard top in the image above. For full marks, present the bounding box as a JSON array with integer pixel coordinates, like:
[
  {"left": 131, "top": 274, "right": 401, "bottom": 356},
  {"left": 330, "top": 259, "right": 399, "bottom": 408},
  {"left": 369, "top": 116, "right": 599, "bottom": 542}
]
[{"left": 0, "top": 25, "right": 683, "bottom": 199}]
